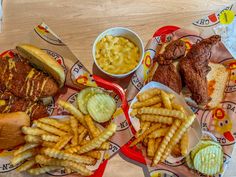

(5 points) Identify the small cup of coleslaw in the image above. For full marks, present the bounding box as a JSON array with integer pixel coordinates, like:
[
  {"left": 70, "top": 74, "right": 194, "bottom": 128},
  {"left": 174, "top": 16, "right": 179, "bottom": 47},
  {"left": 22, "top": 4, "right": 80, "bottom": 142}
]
[{"left": 92, "top": 27, "right": 144, "bottom": 78}]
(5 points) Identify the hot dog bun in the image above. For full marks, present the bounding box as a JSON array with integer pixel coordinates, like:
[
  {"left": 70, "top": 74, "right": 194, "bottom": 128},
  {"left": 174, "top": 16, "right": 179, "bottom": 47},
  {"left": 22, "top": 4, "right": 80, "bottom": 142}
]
[
  {"left": 16, "top": 44, "right": 65, "bottom": 88},
  {"left": 0, "top": 112, "right": 30, "bottom": 149}
]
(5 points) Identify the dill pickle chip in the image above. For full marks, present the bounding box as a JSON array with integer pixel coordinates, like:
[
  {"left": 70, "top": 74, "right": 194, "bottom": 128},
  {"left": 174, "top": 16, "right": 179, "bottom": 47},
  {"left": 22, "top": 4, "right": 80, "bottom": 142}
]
[
  {"left": 193, "top": 145, "right": 223, "bottom": 175},
  {"left": 77, "top": 87, "right": 104, "bottom": 114},
  {"left": 87, "top": 93, "right": 116, "bottom": 123}
]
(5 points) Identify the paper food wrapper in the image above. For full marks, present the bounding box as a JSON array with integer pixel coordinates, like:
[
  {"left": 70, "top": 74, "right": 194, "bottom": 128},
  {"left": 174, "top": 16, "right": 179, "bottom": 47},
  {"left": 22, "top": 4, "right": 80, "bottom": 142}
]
[
  {"left": 126, "top": 3, "right": 236, "bottom": 177},
  {"left": 0, "top": 23, "right": 133, "bottom": 176},
  {"left": 129, "top": 81, "right": 202, "bottom": 163}
]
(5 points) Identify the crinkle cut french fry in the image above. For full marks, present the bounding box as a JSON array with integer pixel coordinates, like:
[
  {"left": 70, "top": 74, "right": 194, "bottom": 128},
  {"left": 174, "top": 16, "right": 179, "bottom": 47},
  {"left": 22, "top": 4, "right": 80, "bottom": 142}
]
[
  {"left": 140, "top": 121, "right": 151, "bottom": 130},
  {"left": 70, "top": 116, "right": 78, "bottom": 146},
  {"left": 137, "top": 88, "right": 160, "bottom": 101},
  {"left": 80, "top": 140, "right": 89, "bottom": 146},
  {"left": 152, "top": 103, "right": 162, "bottom": 108},
  {"left": 152, "top": 119, "right": 181, "bottom": 166},
  {"left": 148, "top": 127, "right": 169, "bottom": 138},
  {"left": 98, "top": 142, "right": 110, "bottom": 150},
  {"left": 35, "top": 154, "right": 52, "bottom": 165},
  {"left": 154, "top": 138, "right": 162, "bottom": 152},
  {"left": 41, "top": 134, "right": 60, "bottom": 142},
  {"left": 22, "top": 126, "right": 48, "bottom": 136},
  {"left": 132, "top": 96, "right": 161, "bottom": 109},
  {"left": 42, "top": 141, "right": 56, "bottom": 148},
  {"left": 147, "top": 138, "right": 155, "bottom": 157},
  {"left": 171, "top": 102, "right": 185, "bottom": 113},
  {"left": 11, "top": 149, "right": 36, "bottom": 165},
  {"left": 35, "top": 155, "right": 93, "bottom": 176},
  {"left": 62, "top": 160, "right": 93, "bottom": 176},
  {"left": 34, "top": 121, "right": 67, "bottom": 136},
  {"left": 78, "top": 124, "right": 86, "bottom": 134},
  {"left": 160, "top": 115, "right": 195, "bottom": 162},
  {"left": 77, "top": 123, "right": 117, "bottom": 154},
  {"left": 141, "top": 114, "right": 173, "bottom": 125},
  {"left": 168, "top": 93, "right": 175, "bottom": 100},
  {"left": 28, "top": 166, "right": 61, "bottom": 175},
  {"left": 161, "top": 90, "right": 172, "bottom": 109},
  {"left": 130, "top": 109, "right": 138, "bottom": 117},
  {"left": 85, "top": 115, "right": 100, "bottom": 138},
  {"left": 171, "top": 143, "right": 181, "bottom": 157},
  {"left": 39, "top": 117, "right": 71, "bottom": 132},
  {"left": 78, "top": 129, "right": 88, "bottom": 144},
  {"left": 17, "top": 159, "right": 36, "bottom": 172},
  {"left": 55, "top": 135, "right": 73, "bottom": 150},
  {"left": 180, "top": 131, "right": 189, "bottom": 156},
  {"left": 65, "top": 167, "right": 72, "bottom": 174},
  {"left": 25, "top": 135, "right": 42, "bottom": 144},
  {"left": 58, "top": 100, "right": 86, "bottom": 127},
  {"left": 130, "top": 123, "right": 161, "bottom": 147},
  {"left": 135, "top": 121, "right": 151, "bottom": 138},
  {"left": 142, "top": 137, "right": 149, "bottom": 147},
  {"left": 139, "top": 107, "right": 186, "bottom": 120},
  {"left": 14, "top": 143, "right": 39, "bottom": 156},
  {"left": 83, "top": 151, "right": 101, "bottom": 159},
  {"left": 59, "top": 117, "right": 71, "bottom": 124},
  {"left": 43, "top": 148, "right": 96, "bottom": 165}
]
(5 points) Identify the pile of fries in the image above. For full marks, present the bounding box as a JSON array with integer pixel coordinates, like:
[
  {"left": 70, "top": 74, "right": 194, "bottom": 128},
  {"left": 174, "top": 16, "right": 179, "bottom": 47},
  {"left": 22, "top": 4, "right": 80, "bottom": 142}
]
[
  {"left": 130, "top": 88, "right": 195, "bottom": 166},
  {"left": 11, "top": 99, "right": 117, "bottom": 176}
]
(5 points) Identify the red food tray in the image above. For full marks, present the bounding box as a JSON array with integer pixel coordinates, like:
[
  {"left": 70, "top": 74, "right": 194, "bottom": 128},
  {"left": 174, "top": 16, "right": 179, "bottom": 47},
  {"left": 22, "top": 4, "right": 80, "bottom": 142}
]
[
  {"left": 0, "top": 50, "right": 130, "bottom": 177},
  {"left": 120, "top": 26, "right": 180, "bottom": 164}
]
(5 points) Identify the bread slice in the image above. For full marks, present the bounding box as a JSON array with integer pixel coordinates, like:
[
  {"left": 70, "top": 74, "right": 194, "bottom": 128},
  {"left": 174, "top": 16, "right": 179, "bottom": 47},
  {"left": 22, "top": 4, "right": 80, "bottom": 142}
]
[
  {"left": 0, "top": 112, "right": 30, "bottom": 149},
  {"left": 207, "top": 62, "right": 229, "bottom": 108}
]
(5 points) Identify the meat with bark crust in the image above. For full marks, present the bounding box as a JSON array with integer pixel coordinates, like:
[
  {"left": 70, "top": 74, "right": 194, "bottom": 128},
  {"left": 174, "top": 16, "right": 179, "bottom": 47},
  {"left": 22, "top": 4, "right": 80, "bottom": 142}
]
[{"left": 179, "top": 35, "right": 221, "bottom": 106}]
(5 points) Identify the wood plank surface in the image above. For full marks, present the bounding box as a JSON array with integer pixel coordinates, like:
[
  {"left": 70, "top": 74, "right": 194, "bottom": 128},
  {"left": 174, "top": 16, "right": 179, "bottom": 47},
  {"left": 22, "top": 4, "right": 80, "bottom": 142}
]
[{"left": 1, "top": 0, "right": 236, "bottom": 176}]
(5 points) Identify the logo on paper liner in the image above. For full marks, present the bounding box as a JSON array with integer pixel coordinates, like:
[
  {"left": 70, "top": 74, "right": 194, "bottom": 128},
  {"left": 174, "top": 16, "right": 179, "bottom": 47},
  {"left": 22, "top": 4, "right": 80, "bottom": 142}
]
[
  {"left": 34, "top": 24, "right": 65, "bottom": 46},
  {"left": 193, "top": 5, "right": 233, "bottom": 27},
  {"left": 201, "top": 102, "right": 236, "bottom": 145},
  {"left": 0, "top": 150, "right": 22, "bottom": 173},
  {"left": 150, "top": 169, "right": 178, "bottom": 177},
  {"left": 70, "top": 61, "right": 97, "bottom": 87}
]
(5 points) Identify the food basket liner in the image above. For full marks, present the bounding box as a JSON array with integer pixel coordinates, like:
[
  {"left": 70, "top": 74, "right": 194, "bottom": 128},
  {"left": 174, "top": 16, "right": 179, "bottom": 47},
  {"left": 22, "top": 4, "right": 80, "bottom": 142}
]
[
  {"left": 125, "top": 3, "right": 236, "bottom": 177},
  {"left": 0, "top": 22, "right": 133, "bottom": 177}
]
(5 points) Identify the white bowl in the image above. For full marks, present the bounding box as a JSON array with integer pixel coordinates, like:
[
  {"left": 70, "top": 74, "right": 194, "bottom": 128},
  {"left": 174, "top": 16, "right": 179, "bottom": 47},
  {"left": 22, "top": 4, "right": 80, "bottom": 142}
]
[{"left": 92, "top": 27, "right": 144, "bottom": 78}]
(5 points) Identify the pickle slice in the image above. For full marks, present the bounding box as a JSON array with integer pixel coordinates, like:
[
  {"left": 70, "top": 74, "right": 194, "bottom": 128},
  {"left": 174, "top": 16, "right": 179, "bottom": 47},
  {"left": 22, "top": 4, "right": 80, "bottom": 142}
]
[
  {"left": 87, "top": 93, "right": 116, "bottom": 123},
  {"left": 186, "top": 155, "right": 194, "bottom": 170},
  {"left": 77, "top": 87, "right": 104, "bottom": 114},
  {"left": 190, "top": 140, "right": 221, "bottom": 160},
  {"left": 193, "top": 145, "right": 223, "bottom": 175}
]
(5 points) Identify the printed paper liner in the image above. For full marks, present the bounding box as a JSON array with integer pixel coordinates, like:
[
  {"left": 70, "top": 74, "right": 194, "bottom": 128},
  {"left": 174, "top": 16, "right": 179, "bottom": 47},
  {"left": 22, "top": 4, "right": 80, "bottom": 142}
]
[
  {"left": 0, "top": 23, "right": 133, "bottom": 177},
  {"left": 123, "top": 3, "right": 236, "bottom": 176}
]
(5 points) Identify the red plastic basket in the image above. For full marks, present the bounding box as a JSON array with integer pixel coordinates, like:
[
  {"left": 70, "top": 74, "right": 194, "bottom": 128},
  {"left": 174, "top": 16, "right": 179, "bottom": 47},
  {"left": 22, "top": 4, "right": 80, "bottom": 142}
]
[
  {"left": 0, "top": 50, "right": 130, "bottom": 177},
  {"left": 120, "top": 26, "right": 180, "bottom": 164}
]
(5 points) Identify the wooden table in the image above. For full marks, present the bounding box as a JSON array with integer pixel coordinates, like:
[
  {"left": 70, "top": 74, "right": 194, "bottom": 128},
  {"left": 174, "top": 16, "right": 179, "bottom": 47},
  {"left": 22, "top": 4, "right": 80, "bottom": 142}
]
[{"left": 1, "top": 0, "right": 236, "bottom": 176}]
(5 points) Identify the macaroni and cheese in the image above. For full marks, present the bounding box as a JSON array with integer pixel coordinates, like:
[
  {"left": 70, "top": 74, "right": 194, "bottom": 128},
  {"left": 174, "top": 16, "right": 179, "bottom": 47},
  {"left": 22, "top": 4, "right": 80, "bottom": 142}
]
[{"left": 95, "top": 35, "right": 140, "bottom": 75}]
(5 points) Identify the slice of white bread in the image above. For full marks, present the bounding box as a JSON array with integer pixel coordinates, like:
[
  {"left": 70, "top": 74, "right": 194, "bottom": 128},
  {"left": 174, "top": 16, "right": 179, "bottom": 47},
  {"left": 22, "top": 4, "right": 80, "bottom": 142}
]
[{"left": 207, "top": 62, "right": 229, "bottom": 108}]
